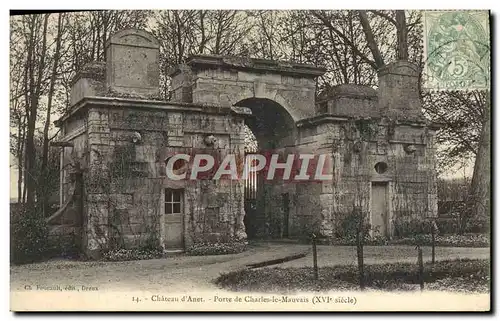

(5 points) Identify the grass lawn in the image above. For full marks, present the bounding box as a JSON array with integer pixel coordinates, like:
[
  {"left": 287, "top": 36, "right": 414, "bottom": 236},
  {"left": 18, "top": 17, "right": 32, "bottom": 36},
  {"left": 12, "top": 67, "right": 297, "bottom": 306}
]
[{"left": 215, "top": 258, "right": 490, "bottom": 294}]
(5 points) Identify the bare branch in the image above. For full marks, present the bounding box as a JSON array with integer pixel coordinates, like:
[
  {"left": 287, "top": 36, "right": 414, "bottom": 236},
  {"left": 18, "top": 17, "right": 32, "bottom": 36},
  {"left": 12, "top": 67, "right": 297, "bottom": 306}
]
[{"left": 357, "top": 10, "right": 385, "bottom": 68}]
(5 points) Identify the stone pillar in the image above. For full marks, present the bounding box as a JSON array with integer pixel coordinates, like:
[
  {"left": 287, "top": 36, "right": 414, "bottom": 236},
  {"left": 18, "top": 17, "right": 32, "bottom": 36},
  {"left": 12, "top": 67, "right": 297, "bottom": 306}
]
[
  {"left": 317, "top": 125, "right": 337, "bottom": 238},
  {"left": 377, "top": 61, "right": 423, "bottom": 121},
  {"left": 70, "top": 62, "right": 106, "bottom": 106},
  {"left": 229, "top": 115, "right": 248, "bottom": 241},
  {"left": 86, "top": 108, "right": 112, "bottom": 259},
  {"left": 170, "top": 64, "right": 194, "bottom": 103},
  {"left": 105, "top": 29, "right": 160, "bottom": 98}
]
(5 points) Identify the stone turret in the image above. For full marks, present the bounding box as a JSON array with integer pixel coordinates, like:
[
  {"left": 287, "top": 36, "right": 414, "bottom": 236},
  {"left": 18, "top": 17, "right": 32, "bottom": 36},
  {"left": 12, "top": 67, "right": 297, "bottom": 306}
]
[
  {"left": 69, "top": 61, "right": 106, "bottom": 106},
  {"left": 316, "top": 84, "right": 379, "bottom": 118},
  {"left": 69, "top": 29, "right": 161, "bottom": 106},
  {"left": 377, "top": 61, "right": 423, "bottom": 121},
  {"left": 105, "top": 29, "right": 160, "bottom": 98}
]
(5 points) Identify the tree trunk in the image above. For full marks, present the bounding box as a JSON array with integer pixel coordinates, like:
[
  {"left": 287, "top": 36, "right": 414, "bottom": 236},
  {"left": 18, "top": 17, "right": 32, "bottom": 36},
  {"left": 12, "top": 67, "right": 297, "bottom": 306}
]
[
  {"left": 16, "top": 115, "right": 24, "bottom": 204},
  {"left": 395, "top": 10, "right": 409, "bottom": 60},
  {"left": 175, "top": 12, "right": 184, "bottom": 64},
  {"left": 23, "top": 15, "right": 36, "bottom": 209},
  {"left": 102, "top": 12, "right": 109, "bottom": 61},
  {"left": 357, "top": 10, "right": 385, "bottom": 69},
  {"left": 198, "top": 10, "right": 207, "bottom": 54},
  {"left": 468, "top": 92, "right": 491, "bottom": 226},
  {"left": 214, "top": 12, "right": 223, "bottom": 54},
  {"left": 26, "top": 14, "right": 49, "bottom": 210},
  {"left": 40, "top": 13, "right": 63, "bottom": 216}
]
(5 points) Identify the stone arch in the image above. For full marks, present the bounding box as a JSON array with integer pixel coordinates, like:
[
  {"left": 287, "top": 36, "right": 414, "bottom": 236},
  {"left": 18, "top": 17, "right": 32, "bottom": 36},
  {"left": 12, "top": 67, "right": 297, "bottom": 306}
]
[
  {"left": 234, "top": 97, "right": 298, "bottom": 239},
  {"left": 228, "top": 91, "right": 301, "bottom": 123},
  {"left": 169, "top": 55, "right": 325, "bottom": 122},
  {"left": 235, "top": 97, "right": 296, "bottom": 149}
]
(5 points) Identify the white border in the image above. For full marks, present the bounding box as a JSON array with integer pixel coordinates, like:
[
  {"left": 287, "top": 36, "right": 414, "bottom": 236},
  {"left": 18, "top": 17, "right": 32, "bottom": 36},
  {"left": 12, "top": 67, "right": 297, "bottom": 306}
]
[{"left": 3, "top": 3, "right": 498, "bottom": 320}]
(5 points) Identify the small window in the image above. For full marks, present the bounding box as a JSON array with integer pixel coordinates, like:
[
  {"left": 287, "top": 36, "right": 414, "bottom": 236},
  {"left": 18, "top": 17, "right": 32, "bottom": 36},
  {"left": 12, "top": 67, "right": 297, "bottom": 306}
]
[
  {"left": 165, "top": 189, "right": 183, "bottom": 214},
  {"left": 374, "top": 162, "right": 388, "bottom": 174}
]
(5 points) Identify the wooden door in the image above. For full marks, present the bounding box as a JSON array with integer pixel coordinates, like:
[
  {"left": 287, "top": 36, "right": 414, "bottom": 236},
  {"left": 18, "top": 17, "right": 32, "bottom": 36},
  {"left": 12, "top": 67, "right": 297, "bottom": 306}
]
[
  {"left": 164, "top": 189, "right": 184, "bottom": 249},
  {"left": 371, "top": 182, "right": 388, "bottom": 237}
]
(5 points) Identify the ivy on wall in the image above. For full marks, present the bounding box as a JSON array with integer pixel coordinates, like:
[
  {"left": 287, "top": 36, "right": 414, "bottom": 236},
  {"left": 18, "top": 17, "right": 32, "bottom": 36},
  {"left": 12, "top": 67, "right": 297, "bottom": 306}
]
[{"left": 354, "top": 118, "right": 378, "bottom": 141}]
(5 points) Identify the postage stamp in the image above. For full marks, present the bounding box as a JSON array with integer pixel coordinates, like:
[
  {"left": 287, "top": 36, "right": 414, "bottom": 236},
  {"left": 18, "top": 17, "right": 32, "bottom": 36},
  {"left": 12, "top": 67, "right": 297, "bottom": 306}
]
[{"left": 422, "top": 10, "right": 490, "bottom": 91}]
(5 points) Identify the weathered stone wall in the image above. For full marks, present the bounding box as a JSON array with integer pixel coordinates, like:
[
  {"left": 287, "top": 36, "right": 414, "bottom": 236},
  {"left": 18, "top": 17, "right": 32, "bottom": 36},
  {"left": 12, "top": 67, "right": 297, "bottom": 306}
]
[
  {"left": 69, "top": 62, "right": 107, "bottom": 106},
  {"left": 170, "top": 56, "right": 325, "bottom": 121},
  {"left": 169, "top": 57, "right": 328, "bottom": 241},
  {"left": 292, "top": 123, "right": 337, "bottom": 238},
  {"left": 59, "top": 111, "right": 88, "bottom": 229},
  {"left": 317, "top": 84, "right": 379, "bottom": 118},
  {"left": 61, "top": 102, "right": 248, "bottom": 257},
  {"left": 299, "top": 93, "right": 438, "bottom": 239}
]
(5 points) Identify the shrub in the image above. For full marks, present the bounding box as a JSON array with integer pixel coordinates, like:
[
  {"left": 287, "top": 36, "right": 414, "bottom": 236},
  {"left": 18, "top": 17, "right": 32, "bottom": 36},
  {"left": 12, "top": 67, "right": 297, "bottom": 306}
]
[
  {"left": 465, "top": 218, "right": 490, "bottom": 234},
  {"left": 390, "top": 233, "right": 489, "bottom": 247},
  {"left": 435, "top": 217, "right": 460, "bottom": 234},
  {"left": 329, "top": 234, "right": 388, "bottom": 246},
  {"left": 101, "top": 247, "right": 164, "bottom": 262},
  {"left": 331, "top": 209, "right": 391, "bottom": 245},
  {"left": 11, "top": 206, "right": 50, "bottom": 264},
  {"left": 337, "top": 209, "right": 371, "bottom": 241},
  {"left": 186, "top": 241, "right": 247, "bottom": 256},
  {"left": 393, "top": 218, "right": 431, "bottom": 237},
  {"left": 139, "top": 228, "right": 162, "bottom": 251},
  {"left": 393, "top": 216, "right": 489, "bottom": 238},
  {"left": 47, "top": 233, "right": 79, "bottom": 259},
  {"left": 432, "top": 217, "right": 489, "bottom": 235},
  {"left": 365, "top": 234, "right": 389, "bottom": 245}
]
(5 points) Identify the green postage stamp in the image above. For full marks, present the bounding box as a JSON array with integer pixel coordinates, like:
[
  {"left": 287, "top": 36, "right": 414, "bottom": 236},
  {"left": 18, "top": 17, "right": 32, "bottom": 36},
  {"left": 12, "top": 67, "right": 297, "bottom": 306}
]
[{"left": 423, "top": 10, "right": 490, "bottom": 91}]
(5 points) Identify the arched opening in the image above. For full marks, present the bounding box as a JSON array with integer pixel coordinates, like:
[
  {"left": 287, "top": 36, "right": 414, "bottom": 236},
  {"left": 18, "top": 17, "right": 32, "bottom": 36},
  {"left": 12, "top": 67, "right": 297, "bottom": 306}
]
[
  {"left": 235, "top": 98, "right": 297, "bottom": 239},
  {"left": 236, "top": 98, "right": 296, "bottom": 150}
]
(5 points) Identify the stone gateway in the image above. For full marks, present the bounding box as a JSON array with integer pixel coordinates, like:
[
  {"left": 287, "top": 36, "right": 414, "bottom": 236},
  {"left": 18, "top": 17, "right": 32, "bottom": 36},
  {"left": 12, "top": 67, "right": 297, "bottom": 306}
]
[{"left": 55, "top": 29, "right": 439, "bottom": 258}]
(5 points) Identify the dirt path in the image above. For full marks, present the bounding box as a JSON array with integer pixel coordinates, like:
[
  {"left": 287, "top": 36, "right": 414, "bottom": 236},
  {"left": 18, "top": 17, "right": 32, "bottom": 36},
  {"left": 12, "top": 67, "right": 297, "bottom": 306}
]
[{"left": 10, "top": 243, "right": 490, "bottom": 292}]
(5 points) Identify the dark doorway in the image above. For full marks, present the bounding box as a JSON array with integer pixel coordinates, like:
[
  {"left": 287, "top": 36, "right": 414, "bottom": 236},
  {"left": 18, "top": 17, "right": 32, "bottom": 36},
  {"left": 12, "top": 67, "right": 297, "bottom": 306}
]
[
  {"left": 244, "top": 155, "right": 258, "bottom": 239},
  {"left": 244, "top": 199, "right": 257, "bottom": 239},
  {"left": 236, "top": 97, "right": 296, "bottom": 240}
]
